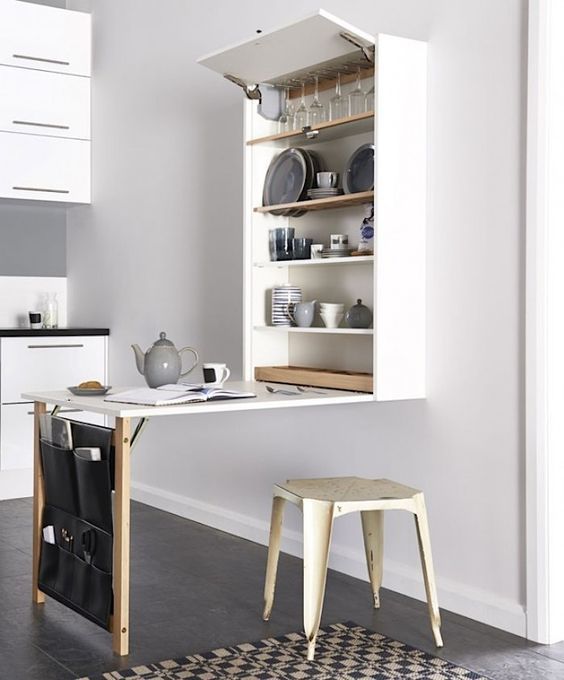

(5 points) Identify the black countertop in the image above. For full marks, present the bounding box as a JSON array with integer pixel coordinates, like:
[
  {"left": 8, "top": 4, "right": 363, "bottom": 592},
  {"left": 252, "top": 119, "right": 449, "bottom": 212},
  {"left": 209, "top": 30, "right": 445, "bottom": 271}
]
[{"left": 0, "top": 328, "right": 109, "bottom": 337}]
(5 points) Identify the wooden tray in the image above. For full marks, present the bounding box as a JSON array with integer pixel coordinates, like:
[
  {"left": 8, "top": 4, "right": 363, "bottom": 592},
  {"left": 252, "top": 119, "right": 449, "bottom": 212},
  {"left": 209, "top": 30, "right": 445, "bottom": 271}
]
[{"left": 255, "top": 366, "right": 373, "bottom": 393}]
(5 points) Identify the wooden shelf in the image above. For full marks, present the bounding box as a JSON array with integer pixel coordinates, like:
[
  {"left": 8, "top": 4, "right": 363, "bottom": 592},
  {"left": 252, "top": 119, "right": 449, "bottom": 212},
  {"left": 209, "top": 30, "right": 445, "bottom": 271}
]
[
  {"left": 255, "top": 190, "right": 373, "bottom": 214},
  {"left": 254, "top": 326, "right": 373, "bottom": 335},
  {"left": 254, "top": 255, "right": 374, "bottom": 268},
  {"left": 247, "top": 111, "right": 374, "bottom": 147}
]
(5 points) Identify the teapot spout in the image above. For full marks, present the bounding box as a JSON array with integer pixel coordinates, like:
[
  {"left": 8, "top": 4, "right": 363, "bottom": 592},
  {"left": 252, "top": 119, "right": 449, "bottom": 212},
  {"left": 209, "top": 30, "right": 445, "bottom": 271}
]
[{"left": 131, "top": 344, "right": 145, "bottom": 375}]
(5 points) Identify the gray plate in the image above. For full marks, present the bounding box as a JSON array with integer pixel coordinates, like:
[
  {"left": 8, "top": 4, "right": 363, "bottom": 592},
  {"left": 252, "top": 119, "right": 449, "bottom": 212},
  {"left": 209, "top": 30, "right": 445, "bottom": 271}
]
[
  {"left": 263, "top": 148, "right": 308, "bottom": 209},
  {"left": 343, "top": 143, "right": 375, "bottom": 194},
  {"left": 68, "top": 385, "right": 112, "bottom": 396}
]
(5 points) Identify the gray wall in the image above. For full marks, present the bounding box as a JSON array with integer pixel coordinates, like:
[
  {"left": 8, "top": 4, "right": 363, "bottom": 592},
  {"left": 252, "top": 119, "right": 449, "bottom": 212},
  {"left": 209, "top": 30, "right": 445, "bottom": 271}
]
[
  {"left": 0, "top": 0, "right": 67, "bottom": 276},
  {"left": 0, "top": 205, "right": 66, "bottom": 277},
  {"left": 66, "top": 0, "right": 527, "bottom": 635}
]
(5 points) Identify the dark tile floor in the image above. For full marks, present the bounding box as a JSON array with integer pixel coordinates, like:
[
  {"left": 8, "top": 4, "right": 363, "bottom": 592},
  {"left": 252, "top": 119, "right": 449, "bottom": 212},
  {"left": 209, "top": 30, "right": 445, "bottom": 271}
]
[{"left": 1, "top": 498, "right": 563, "bottom": 679}]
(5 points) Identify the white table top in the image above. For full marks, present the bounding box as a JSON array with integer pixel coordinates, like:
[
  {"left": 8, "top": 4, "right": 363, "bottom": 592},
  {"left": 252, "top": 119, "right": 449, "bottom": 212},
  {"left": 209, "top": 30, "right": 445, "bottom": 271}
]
[{"left": 22, "top": 381, "right": 374, "bottom": 418}]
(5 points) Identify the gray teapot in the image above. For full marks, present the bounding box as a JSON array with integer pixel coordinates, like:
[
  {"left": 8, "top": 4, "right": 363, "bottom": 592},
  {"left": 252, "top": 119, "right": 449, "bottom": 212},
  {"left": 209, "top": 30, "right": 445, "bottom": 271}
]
[{"left": 132, "top": 331, "right": 199, "bottom": 388}]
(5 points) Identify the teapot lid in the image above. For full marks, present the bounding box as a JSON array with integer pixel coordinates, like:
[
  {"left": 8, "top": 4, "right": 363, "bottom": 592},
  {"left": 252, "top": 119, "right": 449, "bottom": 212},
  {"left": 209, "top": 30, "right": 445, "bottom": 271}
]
[
  {"left": 354, "top": 299, "right": 368, "bottom": 307},
  {"left": 153, "top": 331, "right": 174, "bottom": 347}
]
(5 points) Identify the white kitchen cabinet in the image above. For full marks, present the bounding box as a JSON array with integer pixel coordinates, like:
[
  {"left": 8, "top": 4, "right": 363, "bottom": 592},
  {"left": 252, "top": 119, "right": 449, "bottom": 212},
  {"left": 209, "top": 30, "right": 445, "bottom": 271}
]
[
  {"left": 199, "top": 11, "right": 427, "bottom": 401},
  {"left": 0, "top": 333, "right": 108, "bottom": 497},
  {"left": 0, "top": 403, "right": 103, "bottom": 471},
  {"left": 0, "top": 132, "right": 90, "bottom": 204},
  {"left": 0, "top": 65, "right": 90, "bottom": 140},
  {"left": 0, "top": 0, "right": 91, "bottom": 77},
  {"left": 0, "top": 336, "right": 106, "bottom": 403}
]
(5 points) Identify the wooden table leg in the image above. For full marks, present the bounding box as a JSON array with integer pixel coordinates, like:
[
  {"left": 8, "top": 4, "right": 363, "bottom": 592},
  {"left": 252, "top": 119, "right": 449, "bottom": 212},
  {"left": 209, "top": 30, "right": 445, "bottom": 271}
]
[
  {"left": 113, "top": 417, "right": 131, "bottom": 656},
  {"left": 32, "top": 401, "right": 46, "bottom": 604}
]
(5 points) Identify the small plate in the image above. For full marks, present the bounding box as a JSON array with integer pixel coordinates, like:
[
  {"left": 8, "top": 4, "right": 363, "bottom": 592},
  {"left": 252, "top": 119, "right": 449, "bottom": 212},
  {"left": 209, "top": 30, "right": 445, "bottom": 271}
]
[{"left": 68, "top": 385, "right": 112, "bottom": 396}]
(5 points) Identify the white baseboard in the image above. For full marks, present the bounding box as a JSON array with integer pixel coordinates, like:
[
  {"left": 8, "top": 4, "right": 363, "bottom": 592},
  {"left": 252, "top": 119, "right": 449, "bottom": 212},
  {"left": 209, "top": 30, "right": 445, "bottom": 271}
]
[{"left": 131, "top": 480, "right": 527, "bottom": 638}]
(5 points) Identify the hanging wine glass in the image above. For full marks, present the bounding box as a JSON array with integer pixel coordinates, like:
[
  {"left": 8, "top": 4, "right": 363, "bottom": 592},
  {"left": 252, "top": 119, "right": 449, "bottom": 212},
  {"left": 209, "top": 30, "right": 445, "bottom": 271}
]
[
  {"left": 308, "top": 75, "right": 326, "bottom": 125},
  {"left": 365, "top": 81, "right": 375, "bottom": 112},
  {"left": 330, "top": 72, "right": 349, "bottom": 120},
  {"left": 294, "top": 82, "right": 309, "bottom": 130},
  {"left": 278, "top": 87, "right": 295, "bottom": 133},
  {"left": 349, "top": 67, "right": 366, "bottom": 115}
]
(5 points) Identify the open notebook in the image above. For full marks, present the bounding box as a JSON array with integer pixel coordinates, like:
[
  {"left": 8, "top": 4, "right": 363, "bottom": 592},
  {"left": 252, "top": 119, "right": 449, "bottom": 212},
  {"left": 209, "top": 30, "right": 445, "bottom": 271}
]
[{"left": 105, "top": 385, "right": 256, "bottom": 406}]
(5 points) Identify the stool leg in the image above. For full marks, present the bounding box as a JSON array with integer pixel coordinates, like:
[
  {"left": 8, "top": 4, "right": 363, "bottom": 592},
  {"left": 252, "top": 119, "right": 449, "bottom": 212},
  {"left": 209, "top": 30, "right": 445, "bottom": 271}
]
[
  {"left": 263, "top": 495, "right": 286, "bottom": 621},
  {"left": 413, "top": 494, "right": 443, "bottom": 647},
  {"left": 303, "top": 499, "right": 334, "bottom": 661},
  {"left": 361, "top": 510, "right": 384, "bottom": 608}
]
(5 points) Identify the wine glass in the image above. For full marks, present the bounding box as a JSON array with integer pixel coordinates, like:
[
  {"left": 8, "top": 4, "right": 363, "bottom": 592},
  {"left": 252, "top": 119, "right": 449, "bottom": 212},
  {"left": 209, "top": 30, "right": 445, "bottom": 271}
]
[
  {"left": 278, "top": 87, "right": 295, "bottom": 133},
  {"left": 349, "top": 67, "right": 366, "bottom": 115},
  {"left": 308, "top": 75, "right": 326, "bottom": 125},
  {"left": 330, "top": 72, "right": 349, "bottom": 120},
  {"left": 365, "top": 82, "right": 375, "bottom": 112},
  {"left": 294, "top": 82, "right": 309, "bottom": 130}
]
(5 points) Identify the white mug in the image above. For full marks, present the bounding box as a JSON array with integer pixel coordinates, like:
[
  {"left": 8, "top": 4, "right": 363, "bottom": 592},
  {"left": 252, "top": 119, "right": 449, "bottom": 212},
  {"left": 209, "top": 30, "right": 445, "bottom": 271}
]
[
  {"left": 310, "top": 244, "right": 324, "bottom": 259},
  {"left": 202, "top": 363, "right": 231, "bottom": 386}
]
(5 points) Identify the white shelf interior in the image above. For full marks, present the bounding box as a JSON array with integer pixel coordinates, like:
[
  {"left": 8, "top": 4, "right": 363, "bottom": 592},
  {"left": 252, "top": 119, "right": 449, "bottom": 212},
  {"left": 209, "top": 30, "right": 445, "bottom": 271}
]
[
  {"left": 254, "top": 255, "right": 374, "bottom": 268},
  {"left": 254, "top": 326, "right": 373, "bottom": 334}
]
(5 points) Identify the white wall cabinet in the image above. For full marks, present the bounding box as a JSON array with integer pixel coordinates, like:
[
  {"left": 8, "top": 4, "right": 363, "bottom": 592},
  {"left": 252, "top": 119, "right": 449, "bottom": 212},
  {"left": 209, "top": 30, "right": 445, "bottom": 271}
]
[
  {"left": 0, "top": 132, "right": 90, "bottom": 204},
  {"left": 0, "top": 333, "right": 108, "bottom": 498},
  {"left": 0, "top": 1, "right": 91, "bottom": 205},
  {"left": 0, "top": 0, "right": 91, "bottom": 77},
  {"left": 0, "top": 65, "right": 90, "bottom": 140},
  {"left": 199, "top": 11, "right": 427, "bottom": 401}
]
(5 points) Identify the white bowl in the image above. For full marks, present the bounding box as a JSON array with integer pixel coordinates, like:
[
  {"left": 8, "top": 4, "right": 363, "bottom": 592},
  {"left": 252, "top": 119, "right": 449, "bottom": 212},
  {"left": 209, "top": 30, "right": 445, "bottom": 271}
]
[{"left": 320, "top": 312, "right": 344, "bottom": 328}]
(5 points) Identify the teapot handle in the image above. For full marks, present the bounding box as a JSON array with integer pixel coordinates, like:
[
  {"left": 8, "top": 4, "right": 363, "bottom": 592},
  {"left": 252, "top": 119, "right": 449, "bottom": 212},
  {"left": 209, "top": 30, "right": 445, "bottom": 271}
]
[{"left": 179, "top": 347, "right": 199, "bottom": 377}]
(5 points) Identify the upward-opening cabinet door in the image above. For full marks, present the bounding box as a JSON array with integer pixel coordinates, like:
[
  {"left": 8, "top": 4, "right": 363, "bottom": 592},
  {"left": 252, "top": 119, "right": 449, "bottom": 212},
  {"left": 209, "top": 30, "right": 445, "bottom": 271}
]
[{"left": 199, "top": 10, "right": 426, "bottom": 402}]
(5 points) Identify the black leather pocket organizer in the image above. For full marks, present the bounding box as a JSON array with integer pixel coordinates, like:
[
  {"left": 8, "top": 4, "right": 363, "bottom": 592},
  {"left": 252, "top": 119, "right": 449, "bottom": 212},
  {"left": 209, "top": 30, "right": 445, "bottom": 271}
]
[{"left": 39, "top": 420, "right": 114, "bottom": 629}]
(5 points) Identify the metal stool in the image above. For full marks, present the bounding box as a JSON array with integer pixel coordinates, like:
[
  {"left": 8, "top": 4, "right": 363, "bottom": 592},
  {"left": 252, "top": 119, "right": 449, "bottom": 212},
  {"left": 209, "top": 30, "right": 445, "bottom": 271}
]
[{"left": 262, "top": 477, "right": 443, "bottom": 660}]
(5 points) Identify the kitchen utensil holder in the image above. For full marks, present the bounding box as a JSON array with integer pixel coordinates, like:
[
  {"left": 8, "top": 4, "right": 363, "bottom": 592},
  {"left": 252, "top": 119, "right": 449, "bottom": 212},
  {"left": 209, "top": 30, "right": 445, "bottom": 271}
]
[{"left": 38, "top": 420, "right": 114, "bottom": 629}]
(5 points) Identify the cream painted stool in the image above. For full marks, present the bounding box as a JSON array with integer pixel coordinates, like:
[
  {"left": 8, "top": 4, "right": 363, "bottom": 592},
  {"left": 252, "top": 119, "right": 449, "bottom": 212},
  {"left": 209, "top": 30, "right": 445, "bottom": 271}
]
[{"left": 262, "top": 477, "right": 443, "bottom": 660}]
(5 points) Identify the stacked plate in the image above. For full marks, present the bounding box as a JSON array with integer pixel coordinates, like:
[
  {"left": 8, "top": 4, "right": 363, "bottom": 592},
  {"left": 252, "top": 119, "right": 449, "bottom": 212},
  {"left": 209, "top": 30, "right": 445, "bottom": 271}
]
[
  {"left": 307, "top": 187, "right": 344, "bottom": 199},
  {"left": 321, "top": 248, "right": 354, "bottom": 258},
  {"left": 263, "top": 148, "right": 325, "bottom": 217},
  {"left": 271, "top": 285, "right": 302, "bottom": 326}
]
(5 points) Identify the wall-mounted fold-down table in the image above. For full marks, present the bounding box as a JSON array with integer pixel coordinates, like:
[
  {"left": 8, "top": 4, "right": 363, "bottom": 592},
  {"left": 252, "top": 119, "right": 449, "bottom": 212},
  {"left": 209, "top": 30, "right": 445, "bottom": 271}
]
[{"left": 22, "top": 381, "right": 373, "bottom": 656}]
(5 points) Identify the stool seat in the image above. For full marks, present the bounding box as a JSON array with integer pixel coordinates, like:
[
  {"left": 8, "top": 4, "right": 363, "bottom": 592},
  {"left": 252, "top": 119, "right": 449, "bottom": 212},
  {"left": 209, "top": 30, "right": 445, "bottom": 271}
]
[
  {"left": 263, "top": 476, "right": 443, "bottom": 661},
  {"left": 277, "top": 477, "right": 420, "bottom": 503}
]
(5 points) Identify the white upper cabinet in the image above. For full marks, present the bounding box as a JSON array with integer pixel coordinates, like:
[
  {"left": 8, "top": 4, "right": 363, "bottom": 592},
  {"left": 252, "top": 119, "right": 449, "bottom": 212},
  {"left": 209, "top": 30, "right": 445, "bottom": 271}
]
[
  {"left": 198, "top": 11, "right": 427, "bottom": 402},
  {"left": 0, "top": 65, "right": 90, "bottom": 140},
  {"left": 0, "top": 1, "right": 91, "bottom": 77},
  {"left": 198, "top": 10, "right": 374, "bottom": 86},
  {"left": 0, "top": 132, "right": 90, "bottom": 204}
]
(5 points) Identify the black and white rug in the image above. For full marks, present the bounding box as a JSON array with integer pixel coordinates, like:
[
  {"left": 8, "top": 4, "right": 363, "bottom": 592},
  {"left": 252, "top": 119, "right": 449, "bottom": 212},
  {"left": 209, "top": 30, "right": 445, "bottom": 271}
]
[{"left": 79, "top": 621, "right": 489, "bottom": 680}]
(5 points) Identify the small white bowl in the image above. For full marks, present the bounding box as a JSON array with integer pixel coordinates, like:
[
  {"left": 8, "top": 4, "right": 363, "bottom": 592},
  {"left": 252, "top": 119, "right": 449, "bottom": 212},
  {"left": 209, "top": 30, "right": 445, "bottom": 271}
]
[{"left": 320, "top": 312, "right": 344, "bottom": 328}]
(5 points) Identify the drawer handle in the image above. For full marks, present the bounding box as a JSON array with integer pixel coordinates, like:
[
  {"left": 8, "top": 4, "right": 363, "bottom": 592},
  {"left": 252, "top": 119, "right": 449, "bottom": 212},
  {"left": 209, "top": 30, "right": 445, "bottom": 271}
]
[
  {"left": 27, "top": 344, "right": 84, "bottom": 349},
  {"left": 27, "top": 408, "right": 82, "bottom": 415},
  {"left": 13, "top": 120, "right": 70, "bottom": 131},
  {"left": 13, "top": 187, "right": 70, "bottom": 195},
  {"left": 12, "top": 54, "right": 70, "bottom": 66}
]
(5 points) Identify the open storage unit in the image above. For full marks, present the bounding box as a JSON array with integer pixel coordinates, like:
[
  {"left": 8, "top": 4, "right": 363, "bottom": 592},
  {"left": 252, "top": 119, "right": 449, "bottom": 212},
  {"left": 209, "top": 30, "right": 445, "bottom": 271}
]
[{"left": 199, "top": 10, "right": 427, "bottom": 401}]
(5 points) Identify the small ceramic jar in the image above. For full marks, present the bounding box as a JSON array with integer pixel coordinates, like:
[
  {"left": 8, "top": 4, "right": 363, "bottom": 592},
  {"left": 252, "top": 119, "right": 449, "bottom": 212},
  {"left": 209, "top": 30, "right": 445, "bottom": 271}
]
[{"left": 345, "top": 299, "right": 373, "bottom": 329}]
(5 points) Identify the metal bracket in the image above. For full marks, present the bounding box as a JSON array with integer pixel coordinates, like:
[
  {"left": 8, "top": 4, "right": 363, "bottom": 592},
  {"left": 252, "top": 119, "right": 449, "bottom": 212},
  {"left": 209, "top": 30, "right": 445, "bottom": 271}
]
[
  {"left": 130, "top": 417, "right": 149, "bottom": 450},
  {"left": 223, "top": 74, "right": 262, "bottom": 102},
  {"left": 339, "top": 31, "right": 375, "bottom": 65},
  {"left": 302, "top": 126, "right": 319, "bottom": 140}
]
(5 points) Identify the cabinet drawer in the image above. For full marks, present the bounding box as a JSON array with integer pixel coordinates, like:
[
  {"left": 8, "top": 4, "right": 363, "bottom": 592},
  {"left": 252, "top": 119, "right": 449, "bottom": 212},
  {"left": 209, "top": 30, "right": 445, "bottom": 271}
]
[
  {"left": 0, "top": 404, "right": 104, "bottom": 471},
  {"left": 0, "top": 132, "right": 90, "bottom": 203},
  {"left": 1, "top": 336, "right": 106, "bottom": 404},
  {"left": 0, "top": 1, "right": 91, "bottom": 77},
  {"left": 0, "top": 66, "right": 90, "bottom": 140}
]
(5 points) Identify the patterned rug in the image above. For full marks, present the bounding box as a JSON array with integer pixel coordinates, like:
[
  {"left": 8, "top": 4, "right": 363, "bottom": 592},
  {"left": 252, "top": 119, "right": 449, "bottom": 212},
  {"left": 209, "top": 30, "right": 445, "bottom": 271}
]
[{"left": 78, "top": 621, "right": 490, "bottom": 680}]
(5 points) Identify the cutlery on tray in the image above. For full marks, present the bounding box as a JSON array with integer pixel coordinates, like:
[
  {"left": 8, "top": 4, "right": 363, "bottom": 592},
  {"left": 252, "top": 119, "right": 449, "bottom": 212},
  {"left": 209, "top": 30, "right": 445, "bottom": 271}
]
[{"left": 265, "top": 385, "right": 327, "bottom": 396}]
